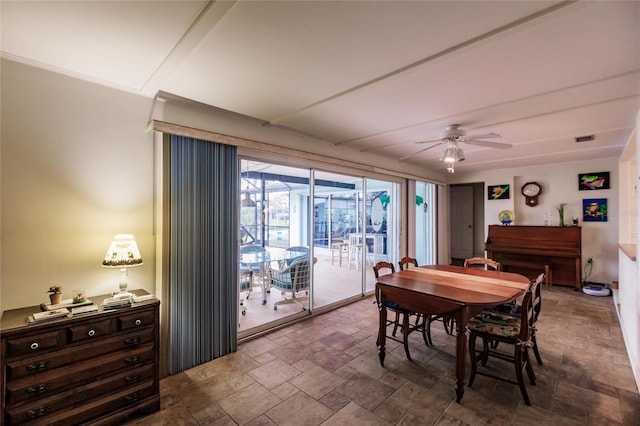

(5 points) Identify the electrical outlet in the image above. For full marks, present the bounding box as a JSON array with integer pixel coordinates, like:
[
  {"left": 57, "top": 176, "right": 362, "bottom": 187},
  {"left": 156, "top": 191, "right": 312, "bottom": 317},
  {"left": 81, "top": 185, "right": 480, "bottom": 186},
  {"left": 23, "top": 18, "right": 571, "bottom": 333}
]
[{"left": 587, "top": 258, "right": 593, "bottom": 264}]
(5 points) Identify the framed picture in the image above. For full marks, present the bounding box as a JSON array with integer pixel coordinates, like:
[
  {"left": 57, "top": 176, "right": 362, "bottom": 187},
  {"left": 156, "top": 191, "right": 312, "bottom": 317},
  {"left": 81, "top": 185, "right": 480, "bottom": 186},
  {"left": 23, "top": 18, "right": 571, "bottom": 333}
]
[
  {"left": 578, "top": 172, "right": 610, "bottom": 190},
  {"left": 488, "top": 184, "right": 509, "bottom": 200},
  {"left": 582, "top": 198, "right": 607, "bottom": 222}
]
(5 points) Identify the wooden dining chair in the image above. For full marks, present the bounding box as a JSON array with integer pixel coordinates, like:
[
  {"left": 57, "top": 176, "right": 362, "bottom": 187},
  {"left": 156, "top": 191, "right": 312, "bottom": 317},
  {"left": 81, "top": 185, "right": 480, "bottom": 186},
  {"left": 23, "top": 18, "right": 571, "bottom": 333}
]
[
  {"left": 441, "top": 256, "right": 502, "bottom": 336},
  {"left": 487, "top": 272, "right": 545, "bottom": 365},
  {"left": 466, "top": 277, "right": 540, "bottom": 406},
  {"left": 373, "top": 261, "right": 429, "bottom": 360},
  {"left": 464, "top": 257, "right": 502, "bottom": 271},
  {"left": 396, "top": 257, "right": 438, "bottom": 346},
  {"left": 397, "top": 256, "right": 418, "bottom": 270}
]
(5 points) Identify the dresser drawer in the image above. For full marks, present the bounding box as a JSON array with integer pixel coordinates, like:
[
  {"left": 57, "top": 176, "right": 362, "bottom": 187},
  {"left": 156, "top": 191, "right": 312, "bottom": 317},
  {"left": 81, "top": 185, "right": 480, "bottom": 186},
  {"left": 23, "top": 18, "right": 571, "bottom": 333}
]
[
  {"left": 6, "top": 327, "right": 155, "bottom": 380},
  {"left": 6, "top": 343, "right": 154, "bottom": 405},
  {"left": 6, "top": 364, "right": 155, "bottom": 425},
  {"left": 119, "top": 310, "right": 155, "bottom": 330},
  {"left": 1, "top": 296, "right": 159, "bottom": 425},
  {"left": 5, "top": 330, "right": 67, "bottom": 358},
  {"left": 68, "top": 318, "right": 116, "bottom": 342},
  {"left": 7, "top": 379, "right": 156, "bottom": 426}
]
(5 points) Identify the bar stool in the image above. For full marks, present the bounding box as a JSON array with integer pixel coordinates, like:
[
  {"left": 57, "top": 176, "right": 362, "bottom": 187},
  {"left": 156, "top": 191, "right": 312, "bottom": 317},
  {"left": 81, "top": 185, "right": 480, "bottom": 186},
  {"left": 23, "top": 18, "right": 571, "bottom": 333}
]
[
  {"left": 331, "top": 240, "right": 349, "bottom": 266},
  {"left": 347, "top": 234, "right": 369, "bottom": 270}
]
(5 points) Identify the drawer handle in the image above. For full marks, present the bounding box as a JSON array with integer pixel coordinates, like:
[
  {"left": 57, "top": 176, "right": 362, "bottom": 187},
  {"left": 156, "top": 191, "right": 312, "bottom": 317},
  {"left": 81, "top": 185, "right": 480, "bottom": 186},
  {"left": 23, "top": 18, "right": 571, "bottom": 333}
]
[
  {"left": 124, "top": 337, "right": 141, "bottom": 345},
  {"left": 134, "top": 319, "right": 142, "bottom": 326},
  {"left": 26, "top": 405, "right": 50, "bottom": 419},
  {"left": 124, "top": 391, "right": 143, "bottom": 402},
  {"left": 124, "top": 375, "right": 140, "bottom": 384},
  {"left": 124, "top": 356, "right": 140, "bottom": 364},
  {"left": 26, "top": 360, "right": 52, "bottom": 372},
  {"left": 87, "top": 329, "right": 96, "bottom": 337},
  {"left": 26, "top": 383, "right": 51, "bottom": 395},
  {"left": 30, "top": 342, "right": 39, "bottom": 350}
]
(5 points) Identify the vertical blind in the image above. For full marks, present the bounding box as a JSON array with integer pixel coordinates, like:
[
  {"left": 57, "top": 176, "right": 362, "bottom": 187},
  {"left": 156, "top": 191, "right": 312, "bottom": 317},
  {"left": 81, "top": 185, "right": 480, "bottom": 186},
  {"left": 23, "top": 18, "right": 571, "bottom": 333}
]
[{"left": 168, "top": 135, "right": 238, "bottom": 374}]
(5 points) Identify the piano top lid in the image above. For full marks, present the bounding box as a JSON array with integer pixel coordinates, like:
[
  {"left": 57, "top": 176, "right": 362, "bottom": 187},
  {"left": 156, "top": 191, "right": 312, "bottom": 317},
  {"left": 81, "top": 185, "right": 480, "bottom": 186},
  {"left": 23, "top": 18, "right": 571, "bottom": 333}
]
[{"left": 486, "top": 224, "right": 581, "bottom": 245}]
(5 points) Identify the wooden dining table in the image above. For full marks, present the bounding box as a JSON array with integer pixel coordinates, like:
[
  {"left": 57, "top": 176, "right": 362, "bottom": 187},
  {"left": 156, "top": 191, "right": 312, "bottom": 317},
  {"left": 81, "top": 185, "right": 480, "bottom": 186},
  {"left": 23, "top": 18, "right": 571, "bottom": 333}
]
[{"left": 375, "top": 264, "right": 530, "bottom": 403}]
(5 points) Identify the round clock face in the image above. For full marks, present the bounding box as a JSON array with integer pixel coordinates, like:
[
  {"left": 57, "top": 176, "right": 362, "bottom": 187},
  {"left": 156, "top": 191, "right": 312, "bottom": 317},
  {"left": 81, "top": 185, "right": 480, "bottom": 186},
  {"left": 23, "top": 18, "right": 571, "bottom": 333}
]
[{"left": 522, "top": 183, "right": 541, "bottom": 197}]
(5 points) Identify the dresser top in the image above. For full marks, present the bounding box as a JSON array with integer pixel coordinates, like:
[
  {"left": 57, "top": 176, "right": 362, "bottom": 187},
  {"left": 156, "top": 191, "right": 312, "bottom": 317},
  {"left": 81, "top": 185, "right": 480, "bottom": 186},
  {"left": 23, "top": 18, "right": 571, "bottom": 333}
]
[{"left": 0, "top": 289, "right": 157, "bottom": 333}]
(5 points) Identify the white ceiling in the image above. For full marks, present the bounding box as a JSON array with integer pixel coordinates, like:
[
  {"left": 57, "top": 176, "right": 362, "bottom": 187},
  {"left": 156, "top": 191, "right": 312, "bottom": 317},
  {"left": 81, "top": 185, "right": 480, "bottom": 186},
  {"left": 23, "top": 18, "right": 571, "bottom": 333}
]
[{"left": 2, "top": 1, "right": 639, "bottom": 174}]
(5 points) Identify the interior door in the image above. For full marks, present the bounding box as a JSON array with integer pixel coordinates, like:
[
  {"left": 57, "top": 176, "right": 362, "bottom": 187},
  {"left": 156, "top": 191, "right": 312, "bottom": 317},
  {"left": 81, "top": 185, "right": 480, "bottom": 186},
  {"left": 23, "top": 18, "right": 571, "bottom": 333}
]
[{"left": 450, "top": 185, "right": 474, "bottom": 260}]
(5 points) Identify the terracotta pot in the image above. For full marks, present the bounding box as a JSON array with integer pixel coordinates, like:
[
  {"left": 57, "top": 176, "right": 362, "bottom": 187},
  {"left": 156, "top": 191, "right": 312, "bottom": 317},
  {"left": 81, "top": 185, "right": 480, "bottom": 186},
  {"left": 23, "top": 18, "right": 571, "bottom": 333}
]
[{"left": 49, "top": 293, "right": 63, "bottom": 305}]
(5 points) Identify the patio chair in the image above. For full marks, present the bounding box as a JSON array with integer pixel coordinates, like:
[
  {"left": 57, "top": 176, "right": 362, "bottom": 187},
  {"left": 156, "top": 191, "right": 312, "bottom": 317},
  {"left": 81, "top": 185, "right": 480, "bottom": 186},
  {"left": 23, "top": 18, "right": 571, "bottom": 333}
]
[
  {"left": 270, "top": 256, "right": 316, "bottom": 311},
  {"left": 282, "top": 246, "right": 309, "bottom": 267},
  {"left": 240, "top": 244, "right": 269, "bottom": 292},
  {"left": 239, "top": 269, "right": 253, "bottom": 315}
]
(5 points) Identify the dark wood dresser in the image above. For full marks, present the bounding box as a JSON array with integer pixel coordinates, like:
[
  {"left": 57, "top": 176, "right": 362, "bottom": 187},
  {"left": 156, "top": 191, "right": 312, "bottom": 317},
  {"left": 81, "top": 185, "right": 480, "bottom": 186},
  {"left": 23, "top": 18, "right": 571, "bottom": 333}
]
[
  {"left": 485, "top": 225, "right": 582, "bottom": 288},
  {"left": 0, "top": 292, "right": 160, "bottom": 425}
]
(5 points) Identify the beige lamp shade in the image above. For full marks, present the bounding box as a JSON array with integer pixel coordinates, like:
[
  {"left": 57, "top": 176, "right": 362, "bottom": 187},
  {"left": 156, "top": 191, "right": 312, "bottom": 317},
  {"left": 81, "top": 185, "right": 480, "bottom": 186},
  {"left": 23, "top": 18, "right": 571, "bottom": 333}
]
[{"left": 102, "top": 234, "right": 143, "bottom": 268}]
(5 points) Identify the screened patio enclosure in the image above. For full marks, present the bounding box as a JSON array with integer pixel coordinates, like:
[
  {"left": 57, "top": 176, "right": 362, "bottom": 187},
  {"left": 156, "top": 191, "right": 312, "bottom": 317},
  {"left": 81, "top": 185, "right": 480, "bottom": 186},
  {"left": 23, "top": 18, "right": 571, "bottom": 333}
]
[{"left": 238, "top": 160, "right": 400, "bottom": 335}]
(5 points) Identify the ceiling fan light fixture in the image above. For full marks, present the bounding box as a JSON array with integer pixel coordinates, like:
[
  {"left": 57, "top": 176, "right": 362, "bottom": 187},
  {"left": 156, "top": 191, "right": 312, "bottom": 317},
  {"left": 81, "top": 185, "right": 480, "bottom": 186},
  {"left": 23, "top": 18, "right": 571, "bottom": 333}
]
[{"left": 440, "top": 145, "right": 465, "bottom": 163}]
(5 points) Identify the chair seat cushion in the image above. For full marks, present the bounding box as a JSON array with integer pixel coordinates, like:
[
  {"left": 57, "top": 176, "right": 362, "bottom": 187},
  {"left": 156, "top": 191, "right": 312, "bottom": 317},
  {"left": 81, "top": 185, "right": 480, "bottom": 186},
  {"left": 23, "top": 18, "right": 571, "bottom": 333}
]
[
  {"left": 488, "top": 303, "right": 521, "bottom": 316},
  {"left": 386, "top": 301, "right": 416, "bottom": 314},
  {"left": 272, "top": 279, "right": 295, "bottom": 290},
  {"left": 467, "top": 311, "right": 521, "bottom": 338}
]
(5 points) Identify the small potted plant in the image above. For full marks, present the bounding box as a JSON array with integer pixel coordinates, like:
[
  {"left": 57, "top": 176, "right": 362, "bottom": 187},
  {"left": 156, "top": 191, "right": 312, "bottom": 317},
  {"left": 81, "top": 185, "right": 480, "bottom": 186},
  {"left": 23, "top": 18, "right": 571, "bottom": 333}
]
[
  {"left": 556, "top": 203, "right": 567, "bottom": 227},
  {"left": 47, "top": 286, "right": 63, "bottom": 305}
]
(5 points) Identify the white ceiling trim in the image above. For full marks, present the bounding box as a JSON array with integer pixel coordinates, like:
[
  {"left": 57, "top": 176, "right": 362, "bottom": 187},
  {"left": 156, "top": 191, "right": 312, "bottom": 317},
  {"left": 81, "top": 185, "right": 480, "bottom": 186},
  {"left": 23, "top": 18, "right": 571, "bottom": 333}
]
[
  {"left": 267, "top": 1, "right": 578, "bottom": 128},
  {"left": 354, "top": 70, "right": 640, "bottom": 151},
  {"left": 140, "top": 1, "right": 236, "bottom": 95}
]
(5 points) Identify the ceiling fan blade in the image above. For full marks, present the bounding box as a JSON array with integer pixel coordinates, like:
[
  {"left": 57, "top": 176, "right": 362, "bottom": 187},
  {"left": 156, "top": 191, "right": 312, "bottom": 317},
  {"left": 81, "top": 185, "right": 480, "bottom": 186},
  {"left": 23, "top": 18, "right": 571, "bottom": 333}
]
[
  {"left": 400, "top": 142, "right": 445, "bottom": 161},
  {"left": 466, "top": 132, "right": 501, "bottom": 140},
  {"left": 465, "top": 139, "right": 512, "bottom": 149},
  {"left": 415, "top": 137, "right": 444, "bottom": 145}
]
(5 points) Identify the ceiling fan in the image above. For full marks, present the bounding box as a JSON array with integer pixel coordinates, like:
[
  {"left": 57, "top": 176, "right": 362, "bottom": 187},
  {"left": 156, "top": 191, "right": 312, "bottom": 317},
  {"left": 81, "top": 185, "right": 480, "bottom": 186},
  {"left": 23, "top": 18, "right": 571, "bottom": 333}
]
[{"left": 400, "top": 124, "right": 512, "bottom": 170}]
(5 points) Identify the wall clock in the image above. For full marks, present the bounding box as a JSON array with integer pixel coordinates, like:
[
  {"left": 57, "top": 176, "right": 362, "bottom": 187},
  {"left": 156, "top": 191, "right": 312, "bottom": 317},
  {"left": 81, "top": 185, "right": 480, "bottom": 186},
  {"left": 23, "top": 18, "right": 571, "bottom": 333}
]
[{"left": 521, "top": 182, "right": 542, "bottom": 206}]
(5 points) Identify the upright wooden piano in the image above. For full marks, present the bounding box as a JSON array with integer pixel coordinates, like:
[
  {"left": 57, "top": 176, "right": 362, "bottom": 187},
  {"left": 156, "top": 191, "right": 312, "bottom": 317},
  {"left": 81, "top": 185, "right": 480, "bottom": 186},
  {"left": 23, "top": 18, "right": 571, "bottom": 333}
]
[{"left": 485, "top": 225, "right": 582, "bottom": 288}]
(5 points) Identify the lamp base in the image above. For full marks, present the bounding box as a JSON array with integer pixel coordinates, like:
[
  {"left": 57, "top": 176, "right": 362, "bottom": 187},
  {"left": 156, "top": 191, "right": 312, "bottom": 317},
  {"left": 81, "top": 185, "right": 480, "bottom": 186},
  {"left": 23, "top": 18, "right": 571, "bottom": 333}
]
[{"left": 114, "top": 268, "right": 134, "bottom": 299}]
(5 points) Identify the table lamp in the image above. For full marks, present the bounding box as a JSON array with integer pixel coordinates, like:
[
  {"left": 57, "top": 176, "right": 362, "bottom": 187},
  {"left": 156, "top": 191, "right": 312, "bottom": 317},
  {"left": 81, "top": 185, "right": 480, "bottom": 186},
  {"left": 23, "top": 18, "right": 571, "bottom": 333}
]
[{"left": 101, "top": 234, "right": 143, "bottom": 298}]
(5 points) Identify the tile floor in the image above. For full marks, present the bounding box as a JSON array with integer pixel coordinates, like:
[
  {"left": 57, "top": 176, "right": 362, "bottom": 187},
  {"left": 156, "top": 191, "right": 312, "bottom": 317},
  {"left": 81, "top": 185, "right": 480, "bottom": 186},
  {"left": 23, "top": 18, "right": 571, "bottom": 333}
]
[{"left": 128, "top": 286, "right": 640, "bottom": 425}]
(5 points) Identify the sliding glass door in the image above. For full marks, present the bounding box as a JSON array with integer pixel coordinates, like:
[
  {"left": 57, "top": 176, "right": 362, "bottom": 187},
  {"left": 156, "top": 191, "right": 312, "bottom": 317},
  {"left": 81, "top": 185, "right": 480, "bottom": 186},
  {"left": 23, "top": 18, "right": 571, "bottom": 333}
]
[
  {"left": 312, "top": 170, "right": 365, "bottom": 307},
  {"left": 363, "top": 179, "right": 399, "bottom": 292},
  {"left": 238, "top": 160, "right": 402, "bottom": 335},
  {"left": 415, "top": 180, "right": 437, "bottom": 265}
]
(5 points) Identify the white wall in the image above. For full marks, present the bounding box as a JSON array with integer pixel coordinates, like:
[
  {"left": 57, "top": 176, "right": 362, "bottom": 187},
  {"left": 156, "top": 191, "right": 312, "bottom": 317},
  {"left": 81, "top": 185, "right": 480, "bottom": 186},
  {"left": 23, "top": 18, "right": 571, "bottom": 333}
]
[
  {"left": 449, "top": 158, "right": 619, "bottom": 285},
  {"left": 1, "top": 60, "right": 156, "bottom": 311},
  {"left": 0, "top": 59, "right": 444, "bottom": 313}
]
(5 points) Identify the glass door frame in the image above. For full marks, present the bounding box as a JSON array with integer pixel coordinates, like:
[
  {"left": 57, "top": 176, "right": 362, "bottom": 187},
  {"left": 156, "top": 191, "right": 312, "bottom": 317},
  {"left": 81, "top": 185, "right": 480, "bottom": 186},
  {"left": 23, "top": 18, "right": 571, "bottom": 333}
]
[{"left": 238, "top": 154, "right": 415, "bottom": 338}]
